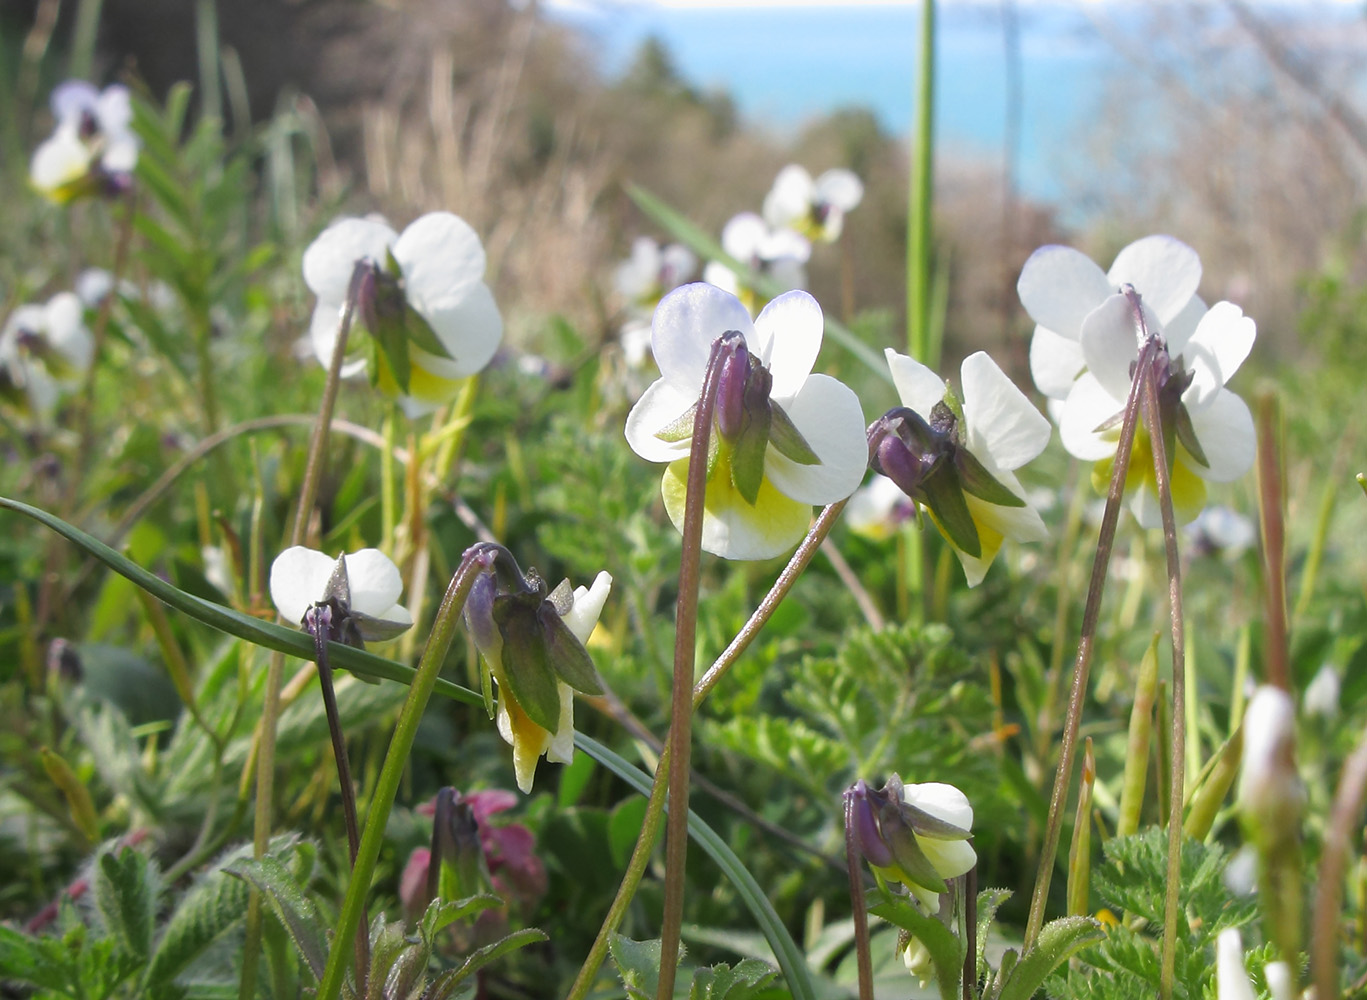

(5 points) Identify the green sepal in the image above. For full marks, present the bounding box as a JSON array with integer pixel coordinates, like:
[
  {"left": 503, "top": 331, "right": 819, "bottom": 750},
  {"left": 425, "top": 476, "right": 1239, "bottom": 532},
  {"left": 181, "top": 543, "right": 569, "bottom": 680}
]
[
  {"left": 348, "top": 610, "right": 412, "bottom": 644},
  {"left": 898, "top": 799, "right": 973, "bottom": 841},
  {"left": 491, "top": 598, "right": 561, "bottom": 733},
  {"left": 880, "top": 803, "right": 949, "bottom": 894},
  {"left": 730, "top": 392, "right": 771, "bottom": 507},
  {"left": 955, "top": 448, "right": 1026, "bottom": 508},
  {"left": 769, "top": 401, "right": 821, "bottom": 465},
  {"left": 371, "top": 302, "right": 412, "bottom": 393},
  {"left": 919, "top": 460, "right": 981, "bottom": 558},
  {"left": 384, "top": 249, "right": 454, "bottom": 361},
  {"left": 539, "top": 605, "right": 604, "bottom": 695},
  {"left": 654, "top": 404, "right": 698, "bottom": 443},
  {"left": 1174, "top": 403, "right": 1208, "bottom": 468}
]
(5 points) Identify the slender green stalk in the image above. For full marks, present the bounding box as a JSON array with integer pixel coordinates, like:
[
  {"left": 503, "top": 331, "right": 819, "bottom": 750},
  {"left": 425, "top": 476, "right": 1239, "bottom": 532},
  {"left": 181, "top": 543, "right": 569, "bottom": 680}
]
[
  {"left": 314, "top": 549, "right": 491, "bottom": 1000},
  {"left": 1136, "top": 330, "right": 1188, "bottom": 1000},
  {"left": 1255, "top": 392, "right": 1288, "bottom": 690},
  {"left": 657, "top": 338, "right": 727, "bottom": 1000},
  {"left": 381, "top": 405, "right": 398, "bottom": 551},
  {"left": 1067, "top": 738, "right": 1095, "bottom": 917},
  {"left": 1313, "top": 726, "right": 1367, "bottom": 1000},
  {"left": 1115, "top": 634, "right": 1159, "bottom": 838},
  {"left": 68, "top": 0, "right": 104, "bottom": 81},
  {"left": 907, "top": 0, "right": 937, "bottom": 364},
  {"left": 1023, "top": 337, "right": 1157, "bottom": 951},
  {"left": 195, "top": 0, "right": 222, "bottom": 124},
  {"left": 239, "top": 278, "right": 358, "bottom": 1000},
  {"left": 845, "top": 794, "right": 875, "bottom": 1000}
]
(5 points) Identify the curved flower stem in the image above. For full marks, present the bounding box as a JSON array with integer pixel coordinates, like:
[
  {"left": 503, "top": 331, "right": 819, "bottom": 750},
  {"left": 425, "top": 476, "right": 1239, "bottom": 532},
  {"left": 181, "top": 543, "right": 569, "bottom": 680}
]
[
  {"left": 314, "top": 546, "right": 492, "bottom": 1000},
  {"left": 1255, "top": 392, "right": 1289, "bottom": 691},
  {"left": 1023, "top": 337, "right": 1157, "bottom": 951},
  {"left": 657, "top": 337, "right": 727, "bottom": 1000},
  {"left": 1137, "top": 336, "right": 1188, "bottom": 1000},
  {"left": 845, "top": 793, "right": 875, "bottom": 1000},
  {"left": 239, "top": 272, "right": 359, "bottom": 1000},
  {"left": 565, "top": 499, "right": 852, "bottom": 1000}
]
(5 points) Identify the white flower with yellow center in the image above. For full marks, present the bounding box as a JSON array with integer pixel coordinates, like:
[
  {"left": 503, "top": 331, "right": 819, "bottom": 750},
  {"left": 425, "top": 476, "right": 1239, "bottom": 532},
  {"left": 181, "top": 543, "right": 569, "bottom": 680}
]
[
  {"left": 302, "top": 212, "right": 502, "bottom": 417},
  {"left": 762, "top": 164, "right": 864, "bottom": 243},
  {"left": 30, "top": 81, "right": 139, "bottom": 203},
  {"left": 702, "top": 212, "right": 810, "bottom": 317},
  {"left": 624, "top": 283, "right": 867, "bottom": 561},
  {"left": 0, "top": 292, "right": 93, "bottom": 419}
]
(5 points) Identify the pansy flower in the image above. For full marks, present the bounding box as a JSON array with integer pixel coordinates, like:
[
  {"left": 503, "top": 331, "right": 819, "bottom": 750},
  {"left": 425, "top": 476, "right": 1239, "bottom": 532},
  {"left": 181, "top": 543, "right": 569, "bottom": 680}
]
[
  {"left": 465, "top": 559, "right": 612, "bottom": 793},
  {"left": 869, "top": 349, "right": 1050, "bottom": 586},
  {"left": 302, "top": 212, "right": 502, "bottom": 417},
  {"left": 30, "top": 81, "right": 139, "bottom": 203},
  {"left": 1057, "top": 291, "right": 1255, "bottom": 527},
  {"left": 762, "top": 164, "right": 864, "bottom": 243},
  {"left": 269, "top": 546, "right": 413, "bottom": 644},
  {"left": 1017, "top": 235, "right": 1206, "bottom": 402},
  {"left": 624, "top": 283, "right": 867, "bottom": 560},
  {"left": 615, "top": 236, "right": 698, "bottom": 313},
  {"left": 702, "top": 212, "right": 810, "bottom": 317},
  {"left": 0, "top": 292, "right": 94, "bottom": 419}
]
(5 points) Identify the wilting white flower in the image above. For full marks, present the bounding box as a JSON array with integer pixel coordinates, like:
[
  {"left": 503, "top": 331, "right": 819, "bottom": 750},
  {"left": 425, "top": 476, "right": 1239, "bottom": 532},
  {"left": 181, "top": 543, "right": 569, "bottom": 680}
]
[
  {"left": 269, "top": 546, "right": 413, "bottom": 641},
  {"left": 0, "top": 292, "right": 94, "bottom": 418},
  {"left": 624, "top": 283, "right": 866, "bottom": 560},
  {"left": 30, "top": 81, "right": 139, "bottom": 202},
  {"left": 302, "top": 212, "right": 503, "bottom": 416},
  {"left": 702, "top": 212, "right": 810, "bottom": 316},
  {"left": 762, "top": 164, "right": 864, "bottom": 243}
]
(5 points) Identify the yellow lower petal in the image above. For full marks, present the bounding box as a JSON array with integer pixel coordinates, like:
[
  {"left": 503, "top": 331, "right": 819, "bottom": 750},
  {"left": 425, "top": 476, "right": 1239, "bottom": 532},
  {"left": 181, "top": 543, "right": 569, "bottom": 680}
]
[
  {"left": 497, "top": 688, "right": 553, "bottom": 794},
  {"left": 1091, "top": 425, "right": 1208, "bottom": 525},
  {"left": 373, "top": 352, "right": 467, "bottom": 409},
  {"left": 662, "top": 454, "right": 812, "bottom": 560}
]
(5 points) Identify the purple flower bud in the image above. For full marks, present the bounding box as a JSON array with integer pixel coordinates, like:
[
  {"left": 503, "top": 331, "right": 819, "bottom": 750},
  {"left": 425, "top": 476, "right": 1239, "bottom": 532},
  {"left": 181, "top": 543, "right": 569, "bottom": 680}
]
[
  {"left": 714, "top": 332, "right": 751, "bottom": 440},
  {"left": 463, "top": 570, "right": 502, "bottom": 664},
  {"left": 846, "top": 779, "right": 894, "bottom": 868}
]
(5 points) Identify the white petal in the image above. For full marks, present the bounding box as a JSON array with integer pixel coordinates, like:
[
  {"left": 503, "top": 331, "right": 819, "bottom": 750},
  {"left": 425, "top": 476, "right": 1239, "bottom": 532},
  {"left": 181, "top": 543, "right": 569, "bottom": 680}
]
[
  {"left": 1216, "top": 929, "right": 1256, "bottom": 1000},
  {"left": 101, "top": 136, "right": 139, "bottom": 173},
  {"left": 760, "top": 227, "right": 812, "bottom": 265},
  {"left": 1058, "top": 374, "right": 1124, "bottom": 462},
  {"left": 342, "top": 549, "right": 405, "bottom": 619},
  {"left": 960, "top": 352, "right": 1051, "bottom": 471},
  {"left": 30, "top": 128, "right": 90, "bottom": 192},
  {"left": 269, "top": 546, "right": 336, "bottom": 625},
  {"left": 720, "top": 212, "right": 768, "bottom": 261},
  {"left": 95, "top": 85, "right": 133, "bottom": 135},
  {"left": 547, "top": 681, "right": 575, "bottom": 764},
  {"left": 413, "top": 281, "right": 503, "bottom": 379},
  {"left": 651, "top": 282, "right": 755, "bottom": 396},
  {"left": 972, "top": 486, "right": 1049, "bottom": 544},
  {"left": 1127, "top": 482, "right": 1164, "bottom": 531},
  {"left": 885, "top": 348, "right": 947, "bottom": 416},
  {"left": 1079, "top": 294, "right": 1147, "bottom": 405},
  {"left": 764, "top": 374, "right": 868, "bottom": 504},
  {"left": 702, "top": 261, "right": 740, "bottom": 297},
  {"left": 393, "top": 212, "right": 486, "bottom": 309},
  {"left": 1182, "top": 301, "right": 1255, "bottom": 407},
  {"left": 43, "top": 293, "right": 93, "bottom": 373},
  {"left": 753, "top": 290, "right": 823, "bottom": 398},
  {"left": 917, "top": 836, "right": 977, "bottom": 881},
  {"left": 1186, "top": 389, "right": 1255, "bottom": 482},
  {"left": 1160, "top": 293, "right": 1207, "bottom": 357},
  {"left": 615, "top": 237, "right": 659, "bottom": 300},
  {"left": 51, "top": 81, "right": 99, "bottom": 123},
  {"left": 1029, "top": 326, "right": 1087, "bottom": 401},
  {"left": 562, "top": 572, "right": 612, "bottom": 644},
  {"left": 816, "top": 168, "right": 864, "bottom": 211},
  {"left": 660, "top": 244, "right": 697, "bottom": 286},
  {"left": 762, "top": 165, "right": 814, "bottom": 228},
  {"left": 624, "top": 379, "right": 701, "bottom": 463},
  {"left": 1106, "top": 235, "right": 1201, "bottom": 327},
  {"left": 765, "top": 257, "right": 808, "bottom": 294},
  {"left": 308, "top": 302, "right": 368, "bottom": 378},
  {"left": 1016, "top": 245, "right": 1111, "bottom": 341},
  {"left": 901, "top": 781, "right": 974, "bottom": 831},
  {"left": 302, "top": 217, "right": 397, "bottom": 303}
]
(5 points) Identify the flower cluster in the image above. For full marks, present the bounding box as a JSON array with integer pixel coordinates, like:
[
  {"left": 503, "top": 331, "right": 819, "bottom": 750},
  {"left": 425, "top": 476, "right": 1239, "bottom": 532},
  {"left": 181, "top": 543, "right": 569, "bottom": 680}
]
[
  {"left": 1018, "top": 235, "right": 1256, "bottom": 526},
  {"left": 302, "top": 212, "right": 503, "bottom": 416},
  {"left": 0, "top": 292, "right": 94, "bottom": 421},
  {"left": 30, "top": 81, "right": 138, "bottom": 203}
]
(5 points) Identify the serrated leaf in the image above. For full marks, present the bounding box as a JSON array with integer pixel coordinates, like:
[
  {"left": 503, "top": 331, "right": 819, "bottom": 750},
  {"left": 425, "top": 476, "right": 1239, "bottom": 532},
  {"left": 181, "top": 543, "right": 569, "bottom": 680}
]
[
  {"left": 95, "top": 848, "right": 157, "bottom": 961},
  {"left": 997, "top": 915, "right": 1104, "bottom": 1000},
  {"left": 690, "top": 958, "right": 777, "bottom": 1000},
  {"left": 0, "top": 925, "right": 75, "bottom": 990},
  {"left": 610, "top": 935, "right": 671, "bottom": 999},
  {"left": 223, "top": 856, "right": 325, "bottom": 979}
]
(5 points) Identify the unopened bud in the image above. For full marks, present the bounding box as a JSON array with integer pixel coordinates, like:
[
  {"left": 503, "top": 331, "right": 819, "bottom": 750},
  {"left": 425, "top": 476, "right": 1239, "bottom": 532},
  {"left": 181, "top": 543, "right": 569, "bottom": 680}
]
[
  {"left": 1238, "top": 686, "right": 1303, "bottom": 844},
  {"left": 714, "top": 333, "right": 751, "bottom": 440}
]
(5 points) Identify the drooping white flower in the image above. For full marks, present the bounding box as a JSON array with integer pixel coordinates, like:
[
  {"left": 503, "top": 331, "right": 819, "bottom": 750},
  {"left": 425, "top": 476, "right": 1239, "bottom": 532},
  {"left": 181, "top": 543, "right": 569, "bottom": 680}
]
[
  {"left": 614, "top": 237, "right": 697, "bottom": 312},
  {"left": 30, "top": 81, "right": 139, "bottom": 203},
  {"left": 1304, "top": 664, "right": 1340, "bottom": 720},
  {"left": 0, "top": 292, "right": 94, "bottom": 418},
  {"left": 1216, "top": 928, "right": 1256, "bottom": 1000},
  {"left": 269, "top": 546, "right": 413, "bottom": 641},
  {"left": 1017, "top": 235, "right": 1206, "bottom": 401},
  {"left": 702, "top": 212, "right": 810, "bottom": 317},
  {"left": 302, "top": 212, "right": 503, "bottom": 417},
  {"left": 762, "top": 164, "right": 864, "bottom": 243},
  {"left": 1056, "top": 288, "right": 1256, "bottom": 528},
  {"left": 871, "top": 350, "right": 1051, "bottom": 586},
  {"left": 624, "top": 283, "right": 867, "bottom": 560},
  {"left": 898, "top": 781, "right": 977, "bottom": 913}
]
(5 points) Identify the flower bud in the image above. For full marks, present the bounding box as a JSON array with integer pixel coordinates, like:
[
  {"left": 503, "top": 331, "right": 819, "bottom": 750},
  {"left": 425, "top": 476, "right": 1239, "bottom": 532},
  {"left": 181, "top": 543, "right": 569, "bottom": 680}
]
[
  {"left": 1216, "top": 928, "right": 1256, "bottom": 1000},
  {"left": 1238, "top": 685, "right": 1303, "bottom": 846},
  {"left": 714, "top": 333, "right": 751, "bottom": 441}
]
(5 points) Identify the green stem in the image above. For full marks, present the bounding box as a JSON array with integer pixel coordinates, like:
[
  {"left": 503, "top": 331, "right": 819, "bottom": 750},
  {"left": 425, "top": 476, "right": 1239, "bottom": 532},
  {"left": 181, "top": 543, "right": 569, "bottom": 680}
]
[
  {"left": 314, "top": 548, "right": 491, "bottom": 1000},
  {"left": 239, "top": 274, "right": 358, "bottom": 1000},
  {"left": 657, "top": 337, "right": 727, "bottom": 1000},
  {"left": 907, "top": 0, "right": 937, "bottom": 364},
  {"left": 1312, "top": 722, "right": 1367, "bottom": 1000},
  {"left": 845, "top": 792, "right": 875, "bottom": 1000},
  {"left": 1023, "top": 337, "right": 1157, "bottom": 951},
  {"left": 1255, "top": 392, "right": 1288, "bottom": 691}
]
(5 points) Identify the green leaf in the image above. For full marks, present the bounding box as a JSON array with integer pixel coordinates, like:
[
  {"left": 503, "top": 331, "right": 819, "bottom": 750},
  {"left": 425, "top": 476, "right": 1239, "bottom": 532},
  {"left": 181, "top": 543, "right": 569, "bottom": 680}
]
[
  {"left": 577, "top": 734, "right": 819, "bottom": 1000},
  {"left": 445, "top": 928, "right": 549, "bottom": 988},
  {"left": 867, "top": 890, "right": 963, "bottom": 1000},
  {"left": 40, "top": 747, "right": 100, "bottom": 844},
  {"left": 627, "top": 184, "right": 894, "bottom": 386},
  {"left": 976, "top": 888, "right": 1013, "bottom": 983},
  {"left": 610, "top": 935, "right": 673, "bottom": 1000},
  {"left": 0, "top": 496, "right": 482, "bottom": 707},
  {"left": 997, "top": 915, "right": 1104, "bottom": 1000},
  {"left": 94, "top": 848, "right": 157, "bottom": 961},
  {"left": 0, "top": 925, "right": 76, "bottom": 990},
  {"left": 690, "top": 958, "right": 777, "bottom": 1000},
  {"left": 419, "top": 894, "right": 503, "bottom": 943},
  {"left": 223, "top": 856, "right": 326, "bottom": 979}
]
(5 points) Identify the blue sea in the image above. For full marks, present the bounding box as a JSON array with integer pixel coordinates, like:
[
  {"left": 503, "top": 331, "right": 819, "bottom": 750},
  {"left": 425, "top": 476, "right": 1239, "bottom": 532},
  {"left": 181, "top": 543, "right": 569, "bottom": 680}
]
[{"left": 546, "top": 2, "right": 1364, "bottom": 208}]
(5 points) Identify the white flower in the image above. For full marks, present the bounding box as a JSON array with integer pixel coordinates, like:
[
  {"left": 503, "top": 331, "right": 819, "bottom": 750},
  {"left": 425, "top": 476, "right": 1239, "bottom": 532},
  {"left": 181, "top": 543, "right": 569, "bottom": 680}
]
[
  {"left": 1017, "top": 235, "right": 1206, "bottom": 401},
  {"left": 1263, "top": 961, "right": 1294, "bottom": 1000},
  {"left": 269, "top": 546, "right": 413, "bottom": 639},
  {"left": 493, "top": 571, "right": 611, "bottom": 793},
  {"left": 302, "top": 212, "right": 503, "bottom": 417},
  {"left": 898, "top": 934, "right": 934, "bottom": 988},
  {"left": 898, "top": 781, "right": 977, "bottom": 913},
  {"left": 0, "top": 292, "right": 93, "bottom": 418},
  {"left": 1216, "top": 928, "right": 1256, "bottom": 1000},
  {"left": 624, "top": 283, "right": 867, "bottom": 560},
  {"left": 1186, "top": 505, "right": 1257, "bottom": 558},
  {"left": 843, "top": 474, "right": 913, "bottom": 541},
  {"left": 702, "top": 212, "right": 810, "bottom": 316},
  {"left": 1304, "top": 664, "right": 1340, "bottom": 720},
  {"left": 1238, "top": 686, "right": 1303, "bottom": 842},
  {"left": 762, "top": 164, "right": 864, "bottom": 243},
  {"left": 615, "top": 237, "right": 697, "bottom": 312},
  {"left": 30, "top": 81, "right": 138, "bottom": 202},
  {"left": 875, "top": 350, "right": 1051, "bottom": 586}
]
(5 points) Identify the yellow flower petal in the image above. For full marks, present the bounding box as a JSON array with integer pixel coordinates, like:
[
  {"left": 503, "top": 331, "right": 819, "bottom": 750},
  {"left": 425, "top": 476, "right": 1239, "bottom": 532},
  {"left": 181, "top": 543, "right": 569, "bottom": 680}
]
[{"left": 662, "top": 452, "right": 812, "bottom": 561}]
